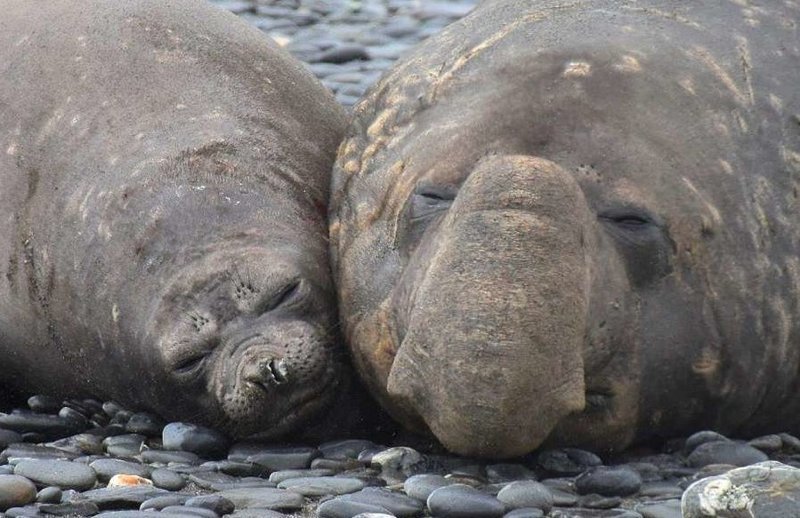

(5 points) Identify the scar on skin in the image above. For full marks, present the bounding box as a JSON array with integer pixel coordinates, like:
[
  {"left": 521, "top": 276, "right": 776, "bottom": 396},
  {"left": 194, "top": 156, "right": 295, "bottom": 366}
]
[
  {"left": 563, "top": 61, "right": 592, "bottom": 78},
  {"left": 614, "top": 55, "right": 642, "bottom": 73},
  {"left": 769, "top": 93, "right": 783, "bottom": 111},
  {"left": 678, "top": 78, "right": 696, "bottom": 95},
  {"left": 6, "top": 143, "right": 17, "bottom": 156},
  {"left": 682, "top": 177, "right": 722, "bottom": 225},
  {"left": 687, "top": 46, "right": 752, "bottom": 106},
  {"left": 718, "top": 159, "right": 734, "bottom": 175}
]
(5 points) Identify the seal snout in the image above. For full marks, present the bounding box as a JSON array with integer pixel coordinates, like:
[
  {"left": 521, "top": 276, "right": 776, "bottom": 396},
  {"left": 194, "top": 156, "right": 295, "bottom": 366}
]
[{"left": 243, "top": 356, "right": 290, "bottom": 388}]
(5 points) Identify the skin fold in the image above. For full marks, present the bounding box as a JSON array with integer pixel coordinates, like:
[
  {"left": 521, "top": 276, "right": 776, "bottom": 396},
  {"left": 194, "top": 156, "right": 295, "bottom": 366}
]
[{"left": 330, "top": 0, "right": 800, "bottom": 457}]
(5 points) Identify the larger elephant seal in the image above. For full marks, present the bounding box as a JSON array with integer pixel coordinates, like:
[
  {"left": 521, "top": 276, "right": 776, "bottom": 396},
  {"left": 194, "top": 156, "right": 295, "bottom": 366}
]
[
  {"left": 331, "top": 0, "right": 800, "bottom": 457},
  {"left": 0, "top": 0, "right": 347, "bottom": 438}
]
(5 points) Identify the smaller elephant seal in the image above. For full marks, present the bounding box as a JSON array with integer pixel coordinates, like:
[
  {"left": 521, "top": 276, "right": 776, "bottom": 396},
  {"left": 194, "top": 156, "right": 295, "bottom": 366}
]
[
  {"left": 0, "top": 0, "right": 347, "bottom": 438},
  {"left": 331, "top": 0, "right": 800, "bottom": 457}
]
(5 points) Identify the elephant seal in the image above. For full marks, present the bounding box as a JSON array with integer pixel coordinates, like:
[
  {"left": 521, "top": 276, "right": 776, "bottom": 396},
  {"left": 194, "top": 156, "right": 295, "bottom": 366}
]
[
  {"left": 331, "top": 0, "right": 800, "bottom": 457},
  {"left": 0, "top": 0, "right": 347, "bottom": 438}
]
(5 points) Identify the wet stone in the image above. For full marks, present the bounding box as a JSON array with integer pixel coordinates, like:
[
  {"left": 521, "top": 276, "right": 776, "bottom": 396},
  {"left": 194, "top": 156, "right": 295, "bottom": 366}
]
[
  {"left": 428, "top": 484, "right": 506, "bottom": 518},
  {"left": 27, "top": 395, "right": 62, "bottom": 414},
  {"left": 578, "top": 494, "right": 622, "bottom": 509},
  {"left": 497, "top": 481, "right": 554, "bottom": 512},
  {"left": 39, "top": 500, "right": 100, "bottom": 515},
  {"left": 162, "top": 422, "right": 229, "bottom": 458},
  {"left": 504, "top": 509, "right": 545, "bottom": 518},
  {"left": 0, "top": 429, "right": 23, "bottom": 449},
  {"left": 94, "top": 512, "right": 166, "bottom": 517},
  {"left": 162, "top": 505, "right": 218, "bottom": 517},
  {"left": 269, "top": 468, "right": 335, "bottom": 484},
  {"left": 313, "top": 44, "right": 370, "bottom": 63},
  {"left": 686, "top": 440, "right": 768, "bottom": 468},
  {"left": 14, "top": 459, "right": 97, "bottom": 490},
  {"left": 684, "top": 431, "right": 730, "bottom": 453},
  {"left": 0, "top": 475, "right": 37, "bottom": 511},
  {"left": 90, "top": 458, "right": 150, "bottom": 481},
  {"left": 149, "top": 468, "right": 185, "bottom": 491},
  {"left": 185, "top": 494, "right": 235, "bottom": 515},
  {"left": 139, "top": 494, "right": 190, "bottom": 510},
  {"left": 106, "top": 443, "right": 144, "bottom": 458},
  {"left": 226, "top": 510, "right": 288, "bottom": 518},
  {"left": 638, "top": 481, "right": 683, "bottom": 498},
  {"left": 338, "top": 486, "right": 423, "bottom": 517},
  {"left": 403, "top": 473, "right": 455, "bottom": 501},
  {"left": 0, "top": 413, "right": 81, "bottom": 439},
  {"left": 538, "top": 448, "right": 603, "bottom": 477},
  {"left": 277, "top": 476, "right": 366, "bottom": 496},
  {"left": 80, "top": 486, "right": 169, "bottom": 509},
  {"left": 35, "top": 485, "right": 61, "bottom": 504},
  {"left": 58, "top": 406, "right": 88, "bottom": 428},
  {"left": 2, "top": 443, "right": 79, "bottom": 463},
  {"left": 217, "top": 487, "right": 304, "bottom": 511},
  {"left": 205, "top": 460, "right": 268, "bottom": 478},
  {"left": 550, "top": 509, "right": 643, "bottom": 517},
  {"left": 575, "top": 466, "right": 642, "bottom": 497},
  {"left": 317, "top": 498, "right": 392, "bottom": 518},
  {"left": 124, "top": 413, "right": 163, "bottom": 437},
  {"left": 140, "top": 449, "right": 200, "bottom": 465}
]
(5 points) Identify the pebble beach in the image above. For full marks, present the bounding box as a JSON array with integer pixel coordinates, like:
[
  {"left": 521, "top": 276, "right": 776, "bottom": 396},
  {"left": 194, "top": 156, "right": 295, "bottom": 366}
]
[{"left": 3, "top": 1, "right": 800, "bottom": 517}]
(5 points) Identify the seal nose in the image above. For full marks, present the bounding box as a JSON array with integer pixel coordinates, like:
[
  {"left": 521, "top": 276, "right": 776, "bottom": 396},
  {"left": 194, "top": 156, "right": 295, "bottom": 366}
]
[{"left": 244, "top": 357, "right": 290, "bottom": 387}]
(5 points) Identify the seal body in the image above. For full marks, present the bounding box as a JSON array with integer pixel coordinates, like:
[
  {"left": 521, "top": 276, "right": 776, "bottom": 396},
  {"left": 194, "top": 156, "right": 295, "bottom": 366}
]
[
  {"left": 331, "top": 0, "right": 800, "bottom": 456},
  {"left": 0, "top": 0, "right": 347, "bottom": 438}
]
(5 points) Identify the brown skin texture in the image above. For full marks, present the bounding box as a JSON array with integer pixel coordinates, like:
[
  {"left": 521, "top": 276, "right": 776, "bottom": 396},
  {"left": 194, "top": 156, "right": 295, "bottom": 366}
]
[
  {"left": 331, "top": 0, "right": 800, "bottom": 457},
  {"left": 0, "top": 0, "right": 347, "bottom": 438}
]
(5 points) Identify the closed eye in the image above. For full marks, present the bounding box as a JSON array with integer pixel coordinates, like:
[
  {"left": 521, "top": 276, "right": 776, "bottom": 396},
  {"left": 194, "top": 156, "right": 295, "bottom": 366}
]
[
  {"left": 410, "top": 186, "right": 455, "bottom": 221},
  {"left": 173, "top": 353, "right": 209, "bottom": 376},
  {"left": 599, "top": 210, "right": 654, "bottom": 230}
]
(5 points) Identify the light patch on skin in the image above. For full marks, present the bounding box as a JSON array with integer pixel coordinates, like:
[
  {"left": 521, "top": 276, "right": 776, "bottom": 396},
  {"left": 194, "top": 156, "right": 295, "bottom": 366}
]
[
  {"left": 74, "top": 56, "right": 83, "bottom": 62},
  {"left": 718, "top": 159, "right": 734, "bottom": 175},
  {"left": 686, "top": 46, "right": 752, "bottom": 106},
  {"left": 769, "top": 93, "right": 784, "bottom": 111},
  {"left": 176, "top": 104, "right": 187, "bottom": 110},
  {"left": 781, "top": 146, "right": 800, "bottom": 173},
  {"left": 271, "top": 34, "right": 290, "bottom": 47},
  {"left": 112, "top": 304, "right": 120, "bottom": 323},
  {"left": 6, "top": 143, "right": 17, "bottom": 156},
  {"left": 70, "top": 115, "right": 80, "bottom": 126},
  {"left": 79, "top": 186, "right": 96, "bottom": 221},
  {"left": 678, "top": 78, "right": 696, "bottom": 95},
  {"left": 98, "top": 221, "right": 112, "bottom": 240},
  {"left": 682, "top": 177, "right": 722, "bottom": 225},
  {"left": 15, "top": 35, "right": 29, "bottom": 47},
  {"left": 563, "top": 61, "right": 592, "bottom": 78},
  {"left": 613, "top": 55, "right": 642, "bottom": 73}
]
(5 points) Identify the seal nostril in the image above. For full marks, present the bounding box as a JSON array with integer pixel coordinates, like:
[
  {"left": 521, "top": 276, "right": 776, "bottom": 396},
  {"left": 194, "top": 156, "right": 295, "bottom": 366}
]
[{"left": 267, "top": 358, "right": 289, "bottom": 385}]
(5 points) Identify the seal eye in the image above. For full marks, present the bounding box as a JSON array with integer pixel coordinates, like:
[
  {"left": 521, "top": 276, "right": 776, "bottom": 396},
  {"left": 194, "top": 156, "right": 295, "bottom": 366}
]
[
  {"left": 173, "top": 353, "right": 209, "bottom": 376},
  {"left": 599, "top": 211, "right": 652, "bottom": 230},
  {"left": 410, "top": 186, "right": 455, "bottom": 222}
]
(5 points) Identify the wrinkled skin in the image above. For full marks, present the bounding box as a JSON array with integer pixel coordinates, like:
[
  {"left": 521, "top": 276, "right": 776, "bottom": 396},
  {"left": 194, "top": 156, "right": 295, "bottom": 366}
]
[
  {"left": 331, "top": 0, "right": 800, "bottom": 457},
  {"left": 0, "top": 0, "right": 347, "bottom": 438}
]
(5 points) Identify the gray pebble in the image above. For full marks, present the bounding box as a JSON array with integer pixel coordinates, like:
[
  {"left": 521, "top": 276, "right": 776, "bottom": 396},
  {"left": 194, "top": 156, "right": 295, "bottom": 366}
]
[
  {"left": 161, "top": 505, "right": 219, "bottom": 517},
  {"left": 80, "top": 486, "right": 169, "bottom": 509},
  {"left": 27, "top": 395, "right": 62, "bottom": 414},
  {"left": 90, "top": 458, "right": 150, "bottom": 481},
  {"left": 124, "top": 413, "right": 163, "bottom": 437},
  {"left": 317, "top": 498, "right": 392, "bottom": 518},
  {"left": 185, "top": 494, "right": 235, "bottom": 515},
  {"left": 0, "top": 413, "right": 80, "bottom": 441},
  {"left": 234, "top": 445, "right": 318, "bottom": 471},
  {"left": 150, "top": 468, "right": 185, "bottom": 491},
  {"left": 687, "top": 440, "right": 768, "bottom": 467},
  {"left": 403, "top": 473, "right": 455, "bottom": 501},
  {"left": 504, "top": 509, "right": 545, "bottom": 518},
  {"left": 578, "top": 494, "right": 622, "bottom": 509},
  {"left": 39, "top": 500, "right": 100, "bottom": 515},
  {"left": 538, "top": 448, "right": 603, "bottom": 477},
  {"left": 217, "top": 487, "right": 305, "bottom": 511},
  {"left": 278, "top": 476, "right": 365, "bottom": 496},
  {"left": 575, "top": 466, "right": 642, "bottom": 497},
  {"left": 427, "top": 484, "right": 505, "bottom": 518},
  {"left": 634, "top": 499, "right": 681, "bottom": 518},
  {"left": 140, "top": 449, "right": 200, "bottom": 465},
  {"left": 0, "top": 475, "right": 37, "bottom": 511},
  {"left": 320, "top": 439, "right": 378, "bottom": 460},
  {"left": 140, "top": 494, "right": 190, "bottom": 511},
  {"left": 269, "top": 468, "right": 335, "bottom": 484},
  {"left": 35, "top": 485, "right": 61, "bottom": 504},
  {"left": 162, "top": 422, "right": 229, "bottom": 458},
  {"left": 748, "top": 434, "right": 783, "bottom": 452},
  {"left": 314, "top": 45, "right": 370, "bottom": 64},
  {"left": 0, "top": 429, "right": 23, "bottom": 449},
  {"left": 14, "top": 459, "right": 97, "bottom": 490},
  {"left": 497, "top": 481, "right": 554, "bottom": 512},
  {"left": 339, "top": 487, "right": 423, "bottom": 517},
  {"left": 486, "top": 463, "right": 538, "bottom": 483},
  {"left": 684, "top": 430, "right": 730, "bottom": 453}
]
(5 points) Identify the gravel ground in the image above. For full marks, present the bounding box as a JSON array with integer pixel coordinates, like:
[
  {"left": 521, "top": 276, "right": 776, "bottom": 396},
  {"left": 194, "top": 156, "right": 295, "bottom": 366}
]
[{"left": 3, "top": 2, "right": 800, "bottom": 517}]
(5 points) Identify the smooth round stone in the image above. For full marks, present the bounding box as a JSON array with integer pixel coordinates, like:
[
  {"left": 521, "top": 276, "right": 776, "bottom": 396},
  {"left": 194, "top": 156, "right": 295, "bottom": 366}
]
[
  {"left": 217, "top": 488, "right": 304, "bottom": 511},
  {"left": 684, "top": 431, "right": 730, "bottom": 453},
  {"left": 35, "top": 485, "right": 61, "bottom": 504},
  {"left": 90, "top": 459, "right": 150, "bottom": 481},
  {"left": 234, "top": 445, "right": 318, "bottom": 471},
  {"left": 0, "top": 413, "right": 81, "bottom": 438},
  {"left": 0, "top": 475, "right": 37, "bottom": 511},
  {"left": 102, "top": 401, "right": 124, "bottom": 418},
  {"left": 106, "top": 443, "right": 145, "bottom": 458},
  {"left": 103, "top": 434, "right": 146, "bottom": 448},
  {"left": 0, "top": 429, "right": 23, "bottom": 449},
  {"left": 140, "top": 494, "right": 190, "bottom": 511},
  {"left": 225, "top": 510, "right": 288, "bottom": 518},
  {"left": 27, "top": 395, "right": 61, "bottom": 414},
  {"left": 140, "top": 449, "right": 200, "bottom": 465},
  {"left": 575, "top": 466, "right": 642, "bottom": 497},
  {"left": 188, "top": 471, "right": 274, "bottom": 491},
  {"left": 319, "top": 440, "right": 378, "bottom": 460},
  {"left": 39, "top": 501, "right": 100, "bottom": 515},
  {"left": 162, "top": 422, "right": 229, "bottom": 458},
  {"left": 638, "top": 481, "right": 684, "bottom": 498},
  {"left": 428, "top": 484, "right": 505, "bottom": 518},
  {"left": 317, "top": 498, "right": 391, "bottom": 518},
  {"left": 149, "top": 468, "right": 185, "bottom": 491},
  {"left": 579, "top": 494, "right": 622, "bottom": 509},
  {"left": 94, "top": 512, "right": 165, "bottom": 517},
  {"left": 58, "top": 407, "right": 88, "bottom": 427},
  {"left": 278, "top": 476, "right": 365, "bottom": 496},
  {"left": 486, "top": 464, "right": 537, "bottom": 483},
  {"left": 538, "top": 448, "right": 603, "bottom": 476},
  {"left": 747, "top": 434, "right": 783, "bottom": 452},
  {"left": 634, "top": 499, "right": 682, "bottom": 518},
  {"left": 682, "top": 461, "right": 800, "bottom": 517},
  {"left": 312, "top": 458, "right": 358, "bottom": 471},
  {"left": 124, "top": 413, "right": 164, "bottom": 437},
  {"left": 504, "top": 509, "right": 545, "bottom": 518},
  {"left": 780, "top": 433, "right": 800, "bottom": 452},
  {"left": 80, "top": 486, "right": 168, "bottom": 509},
  {"left": 403, "top": 474, "right": 455, "bottom": 501},
  {"left": 497, "top": 481, "right": 554, "bottom": 512},
  {"left": 269, "top": 468, "right": 335, "bottom": 484},
  {"left": 185, "top": 495, "right": 235, "bottom": 515},
  {"left": 313, "top": 44, "right": 370, "bottom": 64},
  {"left": 207, "top": 460, "right": 268, "bottom": 478},
  {"left": 548, "top": 488, "right": 578, "bottom": 507},
  {"left": 13, "top": 459, "right": 96, "bottom": 490},
  {"left": 161, "top": 505, "right": 219, "bottom": 517},
  {"left": 340, "top": 487, "right": 424, "bottom": 517},
  {"left": 687, "top": 441, "right": 768, "bottom": 468},
  {"left": 549, "top": 509, "right": 643, "bottom": 517}
]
